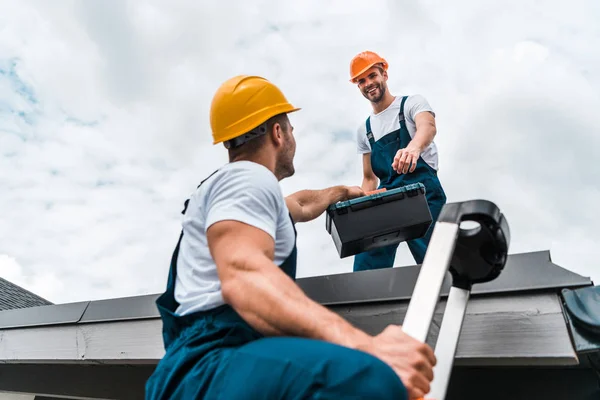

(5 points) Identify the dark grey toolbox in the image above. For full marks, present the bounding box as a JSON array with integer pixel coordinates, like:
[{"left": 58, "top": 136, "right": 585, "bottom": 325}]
[{"left": 325, "top": 183, "right": 432, "bottom": 258}]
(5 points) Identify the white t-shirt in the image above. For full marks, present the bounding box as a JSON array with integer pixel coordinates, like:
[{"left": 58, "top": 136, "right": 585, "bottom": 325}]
[
  {"left": 356, "top": 95, "right": 439, "bottom": 170},
  {"left": 174, "top": 161, "right": 296, "bottom": 316}
]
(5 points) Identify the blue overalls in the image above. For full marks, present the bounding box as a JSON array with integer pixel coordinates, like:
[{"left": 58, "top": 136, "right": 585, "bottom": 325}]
[
  {"left": 145, "top": 173, "right": 407, "bottom": 399},
  {"left": 353, "top": 96, "right": 447, "bottom": 272}
]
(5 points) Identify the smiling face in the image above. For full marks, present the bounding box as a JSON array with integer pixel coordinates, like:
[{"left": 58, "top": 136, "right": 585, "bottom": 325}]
[{"left": 356, "top": 65, "right": 388, "bottom": 104}]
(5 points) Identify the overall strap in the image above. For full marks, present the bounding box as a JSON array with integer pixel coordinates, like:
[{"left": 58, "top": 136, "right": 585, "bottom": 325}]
[
  {"left": 366, "top": 96, "right": 409, "bottom": 148},
  {"left": 397, "top": 95, "right": 408, "bottom": 141},
  {"left": 180, "top": 169, "right": 220, "bottom": 216},
  {"left": 365, "top": 117, "right": 375, "bottom": 148},
  {"left": 163, "top": 168, "right": 221, "bottom": 307},
  {"left": 158, "top": 194, "right": 198, "bottom": 314}
]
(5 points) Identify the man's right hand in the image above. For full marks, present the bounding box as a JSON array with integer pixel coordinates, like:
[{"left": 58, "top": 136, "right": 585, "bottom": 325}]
[
  {"left": 344, "top": 185, "right": 366, "bottom": 200},
  {"left": 360, "top": 325, "right": 436, "bottom": 400}
]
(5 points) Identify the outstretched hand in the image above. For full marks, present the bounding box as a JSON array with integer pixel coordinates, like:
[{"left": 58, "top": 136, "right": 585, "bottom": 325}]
[
  {"left": 392, "top": 143, "right": 422, "bottom": 174},
  {"left": 285, "top": 185, "right": 365, "bottom": 223}
]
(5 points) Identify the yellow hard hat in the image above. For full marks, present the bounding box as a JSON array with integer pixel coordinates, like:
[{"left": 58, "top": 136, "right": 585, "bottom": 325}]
[{"left": 210, "top": 75, "right": 301, "bottom": 145}]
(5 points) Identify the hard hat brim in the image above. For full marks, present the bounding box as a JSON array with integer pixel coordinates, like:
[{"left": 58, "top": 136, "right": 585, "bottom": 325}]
[{"left": 213, "top": 105, "right": 301, "bottom": 145}]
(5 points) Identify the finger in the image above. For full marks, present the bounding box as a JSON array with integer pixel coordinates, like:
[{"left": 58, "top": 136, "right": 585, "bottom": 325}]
[
  {"left": 416, "top": 357, "right": 434, "bottom": 381},
  {"left": 402, "top": 154, "right": 411, "bottom": 174},
  {"left": 420, "top": 343, "right": 437, "bottom": 367},
  {"left": 395, "top": 150, "right": 404, "bottom": 163},
  {"left": 407, "top": 385, "right": 426, "bottom": 400},
  {"left": 396, "top": 377, "right": 418, "bottom": 400},
  {"left": 399, "top": 152, "right": 409, "bottom": 174},
  {"left": 408, "top": 371, "right": 431, "bottom": 399},
  {"left": 411, "top": 350, "right": 434, "bottom": 381},
  {"left": 392, "top": 151, "right": 403, "bottom": 170},
  {"left": 409, "top": 155, "right": 417, "bottom": 173},
  {"left": 394, "top": 149, "right": 403, "bottom": 161}
]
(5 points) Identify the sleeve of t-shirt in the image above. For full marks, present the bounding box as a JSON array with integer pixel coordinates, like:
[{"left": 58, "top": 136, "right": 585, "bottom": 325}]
[
  {"left": 356, "top": 123, "right": 371, "bottom": 154},
  {"left": 405, "top": 94, "right": 435, "bottom": 124},
  {"left": 204, "top": 165, "right": 282, "bottom": 240}
]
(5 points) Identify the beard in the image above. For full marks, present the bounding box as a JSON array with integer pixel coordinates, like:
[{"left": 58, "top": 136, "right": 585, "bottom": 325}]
[
  {"left": 361, "top": 82, "right": 386, "bottom": 103},
  {"left": 275, "top": 138, "right": 296, "bottom": 180},
  {"left": 275, "top": 153, "right": 295, "bottom": 180}
]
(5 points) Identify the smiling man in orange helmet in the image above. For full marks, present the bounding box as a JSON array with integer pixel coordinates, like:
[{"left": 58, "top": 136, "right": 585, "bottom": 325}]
[
  {"left": 349, "top": 51, "right": 447, "bottom": 271},
  {"left": 144, "top": 75, "right": 436, "bottom": 400}
]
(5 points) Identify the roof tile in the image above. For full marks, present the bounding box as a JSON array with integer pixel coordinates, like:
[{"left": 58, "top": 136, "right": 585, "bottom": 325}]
[{"left": 0, "top": 277, "right": 53, "bottom": 311}]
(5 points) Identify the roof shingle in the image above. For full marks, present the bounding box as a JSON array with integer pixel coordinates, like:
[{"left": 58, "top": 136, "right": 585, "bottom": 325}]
[{"left": 0, "top": 277, "right": 53, "bottom": 311}]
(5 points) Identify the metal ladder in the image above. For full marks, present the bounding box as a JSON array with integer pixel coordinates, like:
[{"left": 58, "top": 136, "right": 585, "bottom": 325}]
[{"left": 402, "top": 200, "right": 511, "bottom": 400}]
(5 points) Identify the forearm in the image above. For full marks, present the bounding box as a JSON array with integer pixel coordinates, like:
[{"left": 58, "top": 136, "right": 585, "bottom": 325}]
[
  {"left": 221, "top": 253, "right": 371, "bottom": 350},
  {"left": 361, "top": 176, "right": 378, "bottom": 192},
  {"left": 287, "top": 186, "right": 348, "bottom": 222},
  {"left": 410, "top": 121, "right": 436, "bottom": 151}
]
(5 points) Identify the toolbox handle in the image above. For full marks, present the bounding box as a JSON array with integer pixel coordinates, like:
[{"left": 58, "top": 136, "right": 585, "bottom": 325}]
[
  {"left": 326, "top": 183, "right": 425, "bottom": 214},
  {"left": 349, "top": 191, "right": 405, "bottom": 212},
  {"left": 348, "top": 185, "right": 424, "bottom": 212}
]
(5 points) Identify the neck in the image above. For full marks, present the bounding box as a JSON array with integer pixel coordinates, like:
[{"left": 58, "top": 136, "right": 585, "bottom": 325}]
[
  {"left": 230, "top": 150, "right": 279, "bottom": 180},
  {"left": 371, "top": 92, "right": 395, "bottom": 114}
]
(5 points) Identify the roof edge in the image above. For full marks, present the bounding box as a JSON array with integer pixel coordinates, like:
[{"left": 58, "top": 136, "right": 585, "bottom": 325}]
[{"left": 0, "top": 250, "right": 594, "bottom": 329}]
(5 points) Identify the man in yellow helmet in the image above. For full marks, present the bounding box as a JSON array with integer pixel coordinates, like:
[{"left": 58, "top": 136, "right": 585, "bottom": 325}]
[
  {"left": 349, "top": 51, "right": 448, "bottom": 271},
  {"left": 145, "top": 75, "right": 436, "bottom": 400}
]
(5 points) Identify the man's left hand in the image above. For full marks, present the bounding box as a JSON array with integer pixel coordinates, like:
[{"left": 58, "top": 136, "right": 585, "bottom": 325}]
[{"left": 392, "top": 143, "right": 422, "bottom": 174}]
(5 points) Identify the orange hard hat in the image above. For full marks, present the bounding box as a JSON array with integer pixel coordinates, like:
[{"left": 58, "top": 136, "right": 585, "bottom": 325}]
[{"left": 349, "top": 51, "right": 388, "bottom": 83}]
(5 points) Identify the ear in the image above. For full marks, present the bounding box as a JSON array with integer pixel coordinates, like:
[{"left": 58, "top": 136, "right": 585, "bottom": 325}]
[
  {"left": 268, "top": 122, "right": 285, "bottom": 148},
  {"left": 382, "top": 70, "right": 388, "bottom": 81}
]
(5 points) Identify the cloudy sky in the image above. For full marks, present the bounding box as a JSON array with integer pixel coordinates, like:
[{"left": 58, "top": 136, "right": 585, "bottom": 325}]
[{"left": 1, "top": 0, "right": 598, "bottom": 304}]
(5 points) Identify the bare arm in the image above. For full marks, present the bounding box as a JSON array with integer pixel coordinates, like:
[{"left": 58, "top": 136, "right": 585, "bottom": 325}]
[
  {"left": 393, "top": 112, "right": 437, "bottom": 174},
  {"left": 361, "top": 153, "right": 379, "bottom": 192},
  {"left": 209, "top": 219, "right": 437, "bottom": 398},
  {"left": 411, "top": 111, "right": 437, "bottom": 151},
  {"left": 285, "top": 185, "right": 364, "bottom": 223},
  {"left": 208, "top": 220, "right": 373, "bottom": 348}
]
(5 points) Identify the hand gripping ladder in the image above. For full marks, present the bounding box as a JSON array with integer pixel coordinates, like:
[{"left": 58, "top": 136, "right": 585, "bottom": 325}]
[{"left": 402, "top": 200, "right": 510, "bottom": 400}]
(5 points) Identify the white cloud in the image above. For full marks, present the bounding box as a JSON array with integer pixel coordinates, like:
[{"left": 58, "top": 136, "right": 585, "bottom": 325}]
[{"left": 0, "top": 0, "right": 598, "bottom": 304}]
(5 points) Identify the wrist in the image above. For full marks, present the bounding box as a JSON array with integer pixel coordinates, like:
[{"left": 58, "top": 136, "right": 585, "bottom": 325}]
[
  {"left": 349, "top": 332, "right": 375, "bottom": 354},
  {"left": 409, "top": 140, "right": 425, "bottom": 153},
  {"left": 333, "top": 322, "right": 374, "bottom": 352},
  {"left": 321, "top": 315, "right": 374, "bottom": 352}
]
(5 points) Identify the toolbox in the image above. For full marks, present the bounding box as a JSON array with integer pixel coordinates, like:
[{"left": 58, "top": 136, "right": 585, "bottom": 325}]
[{"left": 325, "top": 183, "right": 433, "bottom": 258}]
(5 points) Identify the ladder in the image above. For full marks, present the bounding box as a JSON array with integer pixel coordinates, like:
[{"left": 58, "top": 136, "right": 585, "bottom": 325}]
[{"left": 402, "top": 199, "right": 510, "bottom": 399}]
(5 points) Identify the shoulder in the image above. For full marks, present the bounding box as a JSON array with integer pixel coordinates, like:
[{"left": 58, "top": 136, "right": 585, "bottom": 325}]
[
  {"left": 198, "top": 162, "right": 285, "bottom": 239},
  {"left": 402, "top": 94, "right": 435, "bottom": 119},
  {"left": 201, "top": 162, "right": 282, "bottom": 204},
  {"left": 356, "top": 120, "right": 368, "bottom": 136},
  {"left": 403, "top": 94, "right": 429, "bottom": 107}
]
